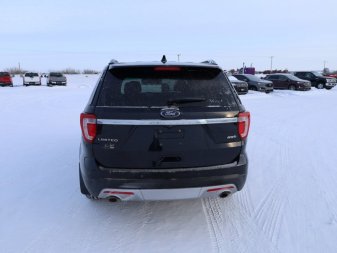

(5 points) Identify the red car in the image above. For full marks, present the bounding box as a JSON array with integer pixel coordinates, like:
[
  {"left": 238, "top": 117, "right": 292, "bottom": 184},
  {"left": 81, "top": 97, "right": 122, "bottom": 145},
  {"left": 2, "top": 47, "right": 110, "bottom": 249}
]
[{"left": 0, "top": 72, "right": 13, "bottom": 87}]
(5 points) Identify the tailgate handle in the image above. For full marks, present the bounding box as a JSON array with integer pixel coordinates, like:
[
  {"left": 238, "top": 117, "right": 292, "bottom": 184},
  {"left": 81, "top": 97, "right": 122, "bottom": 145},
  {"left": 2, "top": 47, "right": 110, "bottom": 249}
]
[{"left": 152, "top": 156, "right": 182, "bottom": 167}]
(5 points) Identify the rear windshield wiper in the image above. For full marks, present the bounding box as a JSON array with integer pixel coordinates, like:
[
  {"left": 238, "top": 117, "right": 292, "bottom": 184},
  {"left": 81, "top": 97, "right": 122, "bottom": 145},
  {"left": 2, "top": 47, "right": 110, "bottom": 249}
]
[{"left": 167, "top": 97, "right": 206, "bottom": 106}]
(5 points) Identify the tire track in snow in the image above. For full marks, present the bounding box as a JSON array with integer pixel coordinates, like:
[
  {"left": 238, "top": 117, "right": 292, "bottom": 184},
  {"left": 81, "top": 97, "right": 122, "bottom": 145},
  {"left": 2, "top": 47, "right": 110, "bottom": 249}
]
[
  {"left": 80, "top": 201, "right": 154, "bottom": 253},
  {"left": 219, "top": 195, "right": 282, "bottom": 253},
  {"left": 309, "top": 153, "right": 337, "bottom": 225},
  {"left": 235, "top": 185, "right": 254, "bottom": 217},
  {"left": 254, "top": 182, "right": 286, "bottom": 245},
  {"left": 120, "top": 201, "right": 154, "bottom": 253},
  {"left": 201, "top": 197, "right": 228, "bottom": 253},
  {"left": 252, "top": 131, "right": 290, "bottom": 248}
]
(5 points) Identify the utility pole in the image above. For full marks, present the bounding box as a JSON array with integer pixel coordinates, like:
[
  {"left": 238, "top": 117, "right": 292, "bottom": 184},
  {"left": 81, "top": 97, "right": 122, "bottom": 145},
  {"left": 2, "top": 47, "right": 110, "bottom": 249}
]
[
  {"left": 18, "top": 62, "right": 21, "bottom": 72},
  {"left": 270, "top": 56, "right": 274, "bottom": 73},
  {"left": 177, "top": 54, "right": 181, "bottom": 62},
  {"left": 324, "top": 60, "right": 326, "bottom": 69}
]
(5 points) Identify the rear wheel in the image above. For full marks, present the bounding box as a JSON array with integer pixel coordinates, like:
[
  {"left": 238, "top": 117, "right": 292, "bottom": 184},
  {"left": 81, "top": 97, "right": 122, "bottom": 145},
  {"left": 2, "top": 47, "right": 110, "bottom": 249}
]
[
  {"left": 289, "top": 85, "right": 296, "bottom": 90},
  {"left": 317, "top": 83, "right": 324, "bottom": 89}
]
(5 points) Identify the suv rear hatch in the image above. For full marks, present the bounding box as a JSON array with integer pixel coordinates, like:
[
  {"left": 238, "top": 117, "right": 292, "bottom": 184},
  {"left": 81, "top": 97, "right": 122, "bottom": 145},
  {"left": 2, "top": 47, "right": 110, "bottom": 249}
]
[
  {"left": 24, "top": 72, "right": 40, "bottom": 83},
  {"left": 0, "top": 72, "right": 12, "bottom": 84},
  {"left": 49, "top": 73, "right": 66, "bottom": 83},
  {"left": 89, "top": 66, "right": 246, "bottom": 169}
]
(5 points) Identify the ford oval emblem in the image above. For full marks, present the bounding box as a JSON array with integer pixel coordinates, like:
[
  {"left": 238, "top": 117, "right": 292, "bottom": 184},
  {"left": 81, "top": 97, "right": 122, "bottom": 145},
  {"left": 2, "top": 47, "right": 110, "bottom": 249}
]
[{"left": 160, "top": 108, "right": 181, "bottom": 119}]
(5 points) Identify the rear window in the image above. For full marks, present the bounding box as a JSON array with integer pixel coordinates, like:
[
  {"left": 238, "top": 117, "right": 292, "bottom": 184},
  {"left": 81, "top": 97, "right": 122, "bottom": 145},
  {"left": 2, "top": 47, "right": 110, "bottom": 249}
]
[
  {"left": 97, "top": 66, "right": 238, "bottom": 109},
  {"left": 50, "top": 72, "right": 63, "bottom": 77},
  {"left": 25, "top": 72, "right": 38, "bottom": 77},
  {"left": 0, "top": 72, "right": 10, "bottom": 77}
]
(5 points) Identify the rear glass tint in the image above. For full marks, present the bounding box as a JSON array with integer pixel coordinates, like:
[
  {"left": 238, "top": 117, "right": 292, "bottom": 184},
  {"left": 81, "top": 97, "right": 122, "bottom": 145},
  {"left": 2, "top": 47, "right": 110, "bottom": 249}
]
[
  {"left": 97, "top": 66, "right": 238, "bottom": 109},
  {"left": 0, "top": 72, "right": 10, "bottom": 77},
  {"left": 50, "top": 72, "right": 63, "bottom": 77},
  {"left": 25, "top": 72, "right": 38, "bottom": 77}
]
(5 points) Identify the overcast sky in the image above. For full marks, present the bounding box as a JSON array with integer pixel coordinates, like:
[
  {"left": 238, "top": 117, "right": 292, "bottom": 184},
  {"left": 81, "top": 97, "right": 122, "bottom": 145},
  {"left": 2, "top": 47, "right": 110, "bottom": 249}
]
[{"left": 1, "top": 0, "right": 336, "bottom": 72}]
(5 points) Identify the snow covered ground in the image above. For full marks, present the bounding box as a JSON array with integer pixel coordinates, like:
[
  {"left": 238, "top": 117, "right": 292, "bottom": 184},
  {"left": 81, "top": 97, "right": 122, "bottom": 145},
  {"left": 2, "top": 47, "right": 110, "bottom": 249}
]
[{"left": 1, "top": 75, "right": 337, "bottom": 253}]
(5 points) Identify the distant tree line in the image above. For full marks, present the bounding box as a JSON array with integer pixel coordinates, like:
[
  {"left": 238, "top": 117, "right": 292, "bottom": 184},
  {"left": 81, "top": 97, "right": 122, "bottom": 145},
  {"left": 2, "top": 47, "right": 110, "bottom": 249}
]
[
  {"left": 4, "top": 67, "right": 100, "bottom": 75},
  {"left": 4, "top": 67, "right": 27, "bottom": 75}
]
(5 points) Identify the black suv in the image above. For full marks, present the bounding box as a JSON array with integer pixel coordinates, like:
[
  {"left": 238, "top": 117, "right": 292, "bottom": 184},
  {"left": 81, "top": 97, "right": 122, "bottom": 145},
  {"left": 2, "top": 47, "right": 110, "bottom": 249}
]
[
  {"left": 79, "top": 58, "right": 250, "bottom": 202},
  {"left": 293, "top": 71, "right": 336, "bottom": 89}
]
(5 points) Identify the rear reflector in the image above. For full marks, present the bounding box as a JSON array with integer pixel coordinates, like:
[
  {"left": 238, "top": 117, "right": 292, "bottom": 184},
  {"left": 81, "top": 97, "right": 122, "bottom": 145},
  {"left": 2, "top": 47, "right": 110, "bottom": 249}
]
[
  {"left": 80, "top": 113, "right": 97, "bottom": 143},
  {"left": 238, "top": 112, "right": 250, "bottom": 140},
  {"left": 103, "top": 191, "right": 134, "bottom": 195},
  {"left": 207, "top": 186, "right": 235, "bottom": 192},
  {"left": 154, "top": 67, "right": 181, "bottom": 71}
]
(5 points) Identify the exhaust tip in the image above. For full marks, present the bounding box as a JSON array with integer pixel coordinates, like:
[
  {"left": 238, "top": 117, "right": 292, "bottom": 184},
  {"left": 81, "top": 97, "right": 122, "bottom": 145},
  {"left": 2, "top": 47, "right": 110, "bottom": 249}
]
[
  {"left": 108, "top": 196, "right": 121, "bottom": 202},
  {"left": 219, "top": 191, "right": 231, "bottom": 198}
]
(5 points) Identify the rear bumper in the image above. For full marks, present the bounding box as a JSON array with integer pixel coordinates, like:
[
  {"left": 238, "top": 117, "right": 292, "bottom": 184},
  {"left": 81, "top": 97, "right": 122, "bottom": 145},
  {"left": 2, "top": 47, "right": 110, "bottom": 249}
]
[
  {"left": 235, "top": 87, "right": 248, "bottom": 95},
  {"left": 49, "top": 81, "right": 66, "bottom": 85},
  {"left": 98, "top": 184, "right": 238, "bottom": 201},
  {"left": 80, "top": 149, "right": 248, "bottom": 199},
  {"left": 0, "top": 82, "right": 13, "bottom": 86},
  {"left": 234, "top": 85, "right": 248, "bottom": 94},
  {"left": 24, "top": 82, "right": 41, "bottom": 85}
]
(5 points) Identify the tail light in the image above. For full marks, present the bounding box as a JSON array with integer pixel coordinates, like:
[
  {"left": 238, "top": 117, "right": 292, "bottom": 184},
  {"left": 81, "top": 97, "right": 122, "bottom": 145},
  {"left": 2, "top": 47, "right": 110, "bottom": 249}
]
[
  {"left": 154, "top": 67, "right": 181, "bottom": 71},
  {"left": 238, "top": 112, "right": 250, "bottom": 140},
  {"left": 3, "top": 76, "right": 11, "bottom": 83},
  {"left": 80, "top": 113, "right": 97, "bottom": 143}
]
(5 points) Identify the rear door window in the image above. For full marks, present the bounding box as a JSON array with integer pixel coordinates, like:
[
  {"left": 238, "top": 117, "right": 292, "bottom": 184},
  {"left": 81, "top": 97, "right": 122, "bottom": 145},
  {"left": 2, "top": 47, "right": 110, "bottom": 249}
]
[
  {"left": 97, "top": 66, "right": 238, "bottom": 110},
  {"left": 279, "top": 75, "right": 288, "bottom": 81}
]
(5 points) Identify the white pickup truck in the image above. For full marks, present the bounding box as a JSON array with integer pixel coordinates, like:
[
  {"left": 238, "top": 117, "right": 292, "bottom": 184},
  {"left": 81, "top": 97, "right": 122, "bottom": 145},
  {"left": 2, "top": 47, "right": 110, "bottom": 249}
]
[{"left": 23, "top": 72, "right": 41, "bottom": 86}]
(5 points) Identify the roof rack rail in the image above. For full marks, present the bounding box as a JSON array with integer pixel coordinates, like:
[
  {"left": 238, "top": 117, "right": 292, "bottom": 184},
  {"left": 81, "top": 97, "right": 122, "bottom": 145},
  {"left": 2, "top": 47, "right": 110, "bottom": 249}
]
[
  {"left": 109, "top": 59, "right": 119, "bottom": 64},
  {"left": 201, "top": 60, "right": 218, "bottom": 65}
]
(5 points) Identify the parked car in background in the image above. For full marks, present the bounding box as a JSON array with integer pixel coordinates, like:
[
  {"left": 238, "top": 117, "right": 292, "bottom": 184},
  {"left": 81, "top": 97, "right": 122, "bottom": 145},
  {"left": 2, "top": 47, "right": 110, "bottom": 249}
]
[
  {"left": 0, "top": 72, "right": 13, "bottom": 87},
  {"left": 228, "top": 75, "right": 248, "bottom": 94},
  {"left": 79, "top": 58, "right": 250, "bottom": 201},
  {"left": 23, "top": 72, "right": 41, "bottom": 86},
  {"left": 233, "top": 74, "right": 273, "bottom": 93},
  {"left": 293, "top": 71, "right": 336, "bottom": 89},
  {"left": 264, "top": 74, "right": 311, "bottom": 91},
  {"left": 47, "top": 72, "right": 67, "bottom": 86},
  {"left": 326, "top": 73, "right": 337, "bottom": 79}
]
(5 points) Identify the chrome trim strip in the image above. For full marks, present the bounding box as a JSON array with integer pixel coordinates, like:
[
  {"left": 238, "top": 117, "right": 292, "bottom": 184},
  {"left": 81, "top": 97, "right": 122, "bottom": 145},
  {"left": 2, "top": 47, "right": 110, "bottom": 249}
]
[
  {"left": 95, "top": 105, "right": 224, "bottom": 108},
  {"left": 97, "top": 118, "right": 238, "bottom": 125}
]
